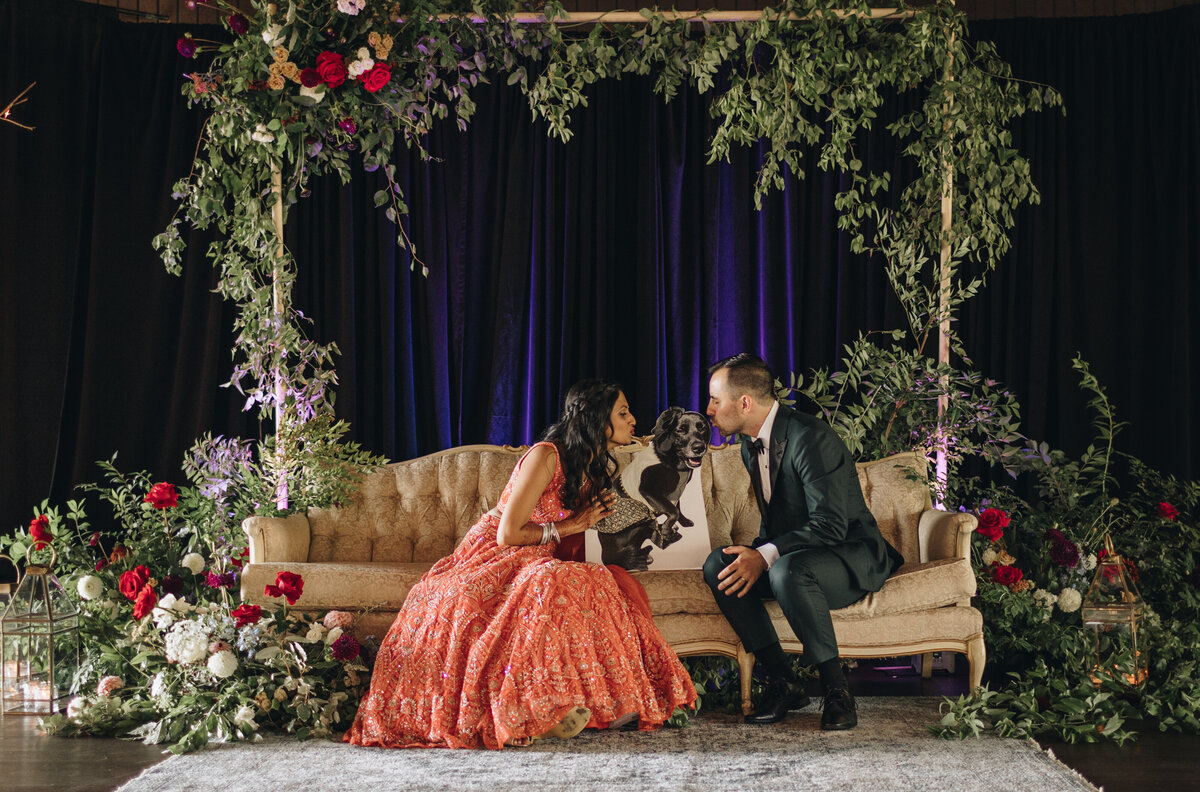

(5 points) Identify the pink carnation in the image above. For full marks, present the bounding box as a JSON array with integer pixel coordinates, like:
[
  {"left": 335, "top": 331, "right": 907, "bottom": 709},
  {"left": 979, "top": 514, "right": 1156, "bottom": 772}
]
[
  {"left": 96, "top": 676, "right": 124, "bottom": 698},
  {"left": 323, "top": 610, "right": 354, "bottom": 631}
]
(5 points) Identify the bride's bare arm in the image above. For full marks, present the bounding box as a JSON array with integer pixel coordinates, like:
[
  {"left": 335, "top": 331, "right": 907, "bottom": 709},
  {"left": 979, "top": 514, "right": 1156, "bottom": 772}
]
[{"left": 495, "top": 445, "right": 612, "bottom": 545}]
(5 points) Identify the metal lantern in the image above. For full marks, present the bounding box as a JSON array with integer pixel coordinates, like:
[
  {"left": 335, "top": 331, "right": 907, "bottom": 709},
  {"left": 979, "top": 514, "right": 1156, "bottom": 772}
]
[
  {"left": 1082, "top": 534, "right": 1147, "bottom": 687},
  {"left": 1, "top": 547, "right": 80, "bottom": 716}
]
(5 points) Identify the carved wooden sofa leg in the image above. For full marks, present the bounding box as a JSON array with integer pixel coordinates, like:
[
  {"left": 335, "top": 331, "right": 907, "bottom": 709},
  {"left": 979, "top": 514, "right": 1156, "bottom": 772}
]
[
  {"left": 737, "top": 644, "right": 756, "bottom": 715},
  {"left": 966, "top": 634, "right": 987, "bottom": 690}
]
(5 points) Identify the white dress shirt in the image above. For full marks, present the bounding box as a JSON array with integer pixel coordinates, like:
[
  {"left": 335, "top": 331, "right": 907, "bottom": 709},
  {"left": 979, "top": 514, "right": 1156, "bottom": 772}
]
[{"left": 753, "top": 402, "right": 781, "bottom": 569}]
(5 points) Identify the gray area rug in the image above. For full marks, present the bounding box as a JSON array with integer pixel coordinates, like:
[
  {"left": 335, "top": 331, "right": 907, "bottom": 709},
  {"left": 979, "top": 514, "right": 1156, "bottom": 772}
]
[{"left": 115, "top": 697, "right": 1098, "bottom": 792}]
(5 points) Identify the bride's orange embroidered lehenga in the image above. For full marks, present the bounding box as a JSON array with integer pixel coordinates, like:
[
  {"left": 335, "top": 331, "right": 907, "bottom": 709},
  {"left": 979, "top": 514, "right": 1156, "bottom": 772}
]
[{"left": 344, "top": 442, "right": 697, "bottom": 750}]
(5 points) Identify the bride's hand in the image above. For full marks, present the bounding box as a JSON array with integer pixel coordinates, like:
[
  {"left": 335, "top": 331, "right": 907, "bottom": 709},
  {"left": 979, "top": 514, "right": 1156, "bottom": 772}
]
[{"left": 558, "top": 491, "right": 616, "bottom": 537}]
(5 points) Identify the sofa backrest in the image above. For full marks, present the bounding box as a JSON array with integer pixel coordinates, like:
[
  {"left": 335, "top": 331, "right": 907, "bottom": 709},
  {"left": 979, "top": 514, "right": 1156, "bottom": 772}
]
[{"left": 306, "top": 443, "right": 932, "bottom": 565}]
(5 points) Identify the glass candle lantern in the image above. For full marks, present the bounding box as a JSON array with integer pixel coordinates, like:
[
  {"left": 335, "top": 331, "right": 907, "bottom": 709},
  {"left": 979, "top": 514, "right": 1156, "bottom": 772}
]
[
  {"left": 1, "top": 547, "right": 80, "bottom": 716},
  {"left": 1082, "top": 535, "right": 1147, "bottom": 687}
]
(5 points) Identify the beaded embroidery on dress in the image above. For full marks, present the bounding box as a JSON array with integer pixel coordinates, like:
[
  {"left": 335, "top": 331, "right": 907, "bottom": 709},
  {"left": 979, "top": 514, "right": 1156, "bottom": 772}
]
[{"left": 344, "top": 442, "right": 696, "bottom": 749}]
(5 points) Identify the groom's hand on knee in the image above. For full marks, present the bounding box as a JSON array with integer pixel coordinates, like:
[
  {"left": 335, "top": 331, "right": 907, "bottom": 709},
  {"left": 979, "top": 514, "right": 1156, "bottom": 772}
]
[{"left": 716, "top": 546, "right": 766, "bottom": 598}]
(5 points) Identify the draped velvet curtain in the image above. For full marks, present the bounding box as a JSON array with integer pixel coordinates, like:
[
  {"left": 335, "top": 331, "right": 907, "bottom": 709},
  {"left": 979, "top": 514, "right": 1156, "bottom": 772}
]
[{"left": 2, "top": 0, "right": 1198, "bottom": 539}]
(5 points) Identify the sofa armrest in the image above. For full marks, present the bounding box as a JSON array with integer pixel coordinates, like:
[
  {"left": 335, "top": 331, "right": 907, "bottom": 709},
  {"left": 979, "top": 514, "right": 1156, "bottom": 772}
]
[
  {"left": 917, "top": 509, "right": 977, "bottom": 564},
  {"left": 242, "top": 514, "right": 312, "bottom": 564}
]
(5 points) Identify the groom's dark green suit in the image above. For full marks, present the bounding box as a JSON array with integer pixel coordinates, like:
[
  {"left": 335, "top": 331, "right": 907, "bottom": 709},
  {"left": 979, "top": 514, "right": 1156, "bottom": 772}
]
[{"left": 703, "top": 404, "right": 904, "bottom": 665}]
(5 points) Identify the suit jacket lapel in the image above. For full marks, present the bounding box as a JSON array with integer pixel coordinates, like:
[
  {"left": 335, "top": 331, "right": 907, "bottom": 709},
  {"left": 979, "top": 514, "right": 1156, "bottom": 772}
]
[{"left": 768, "top": 411, "right": 788, "bottom": 500}]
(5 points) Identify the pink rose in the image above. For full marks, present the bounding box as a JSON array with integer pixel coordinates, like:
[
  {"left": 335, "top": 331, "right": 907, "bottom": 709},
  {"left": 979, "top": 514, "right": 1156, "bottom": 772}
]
[
  {"left": 976, "top": 508, "right": 1010, "bottom": 543},
  {"left": 315, "top": 51, "right": 347, "bottom": 88},
  {"left": 323, "top": 610, "right": 354, "bottom": 631}
]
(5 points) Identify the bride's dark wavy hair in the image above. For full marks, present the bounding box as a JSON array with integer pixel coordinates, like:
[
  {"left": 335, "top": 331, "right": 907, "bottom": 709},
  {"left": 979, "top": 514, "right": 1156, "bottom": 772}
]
[{"left": 539, "top": 379, "right": 621, "bottom": 512}]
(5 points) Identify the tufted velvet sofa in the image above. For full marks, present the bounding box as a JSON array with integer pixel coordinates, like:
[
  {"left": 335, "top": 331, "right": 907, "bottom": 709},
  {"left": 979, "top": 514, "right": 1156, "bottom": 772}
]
[{"left": 241, "top": 443, "right": 985, "bottom": 710}]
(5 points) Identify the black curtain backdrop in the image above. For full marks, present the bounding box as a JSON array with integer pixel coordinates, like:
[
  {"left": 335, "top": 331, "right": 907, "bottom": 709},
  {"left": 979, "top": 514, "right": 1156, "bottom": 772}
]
[{"left": 2, "top": 0, "right": 1198, "bottom": 543}]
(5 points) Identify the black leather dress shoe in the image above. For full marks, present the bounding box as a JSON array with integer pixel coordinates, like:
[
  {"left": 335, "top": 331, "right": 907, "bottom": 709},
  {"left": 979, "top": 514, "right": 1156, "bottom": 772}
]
[
  {"left": 820, "top": 687, "right": 858, "bottom": 730},
  {"left": 744, "top": 681, "right": 812, "bottom": 724}
]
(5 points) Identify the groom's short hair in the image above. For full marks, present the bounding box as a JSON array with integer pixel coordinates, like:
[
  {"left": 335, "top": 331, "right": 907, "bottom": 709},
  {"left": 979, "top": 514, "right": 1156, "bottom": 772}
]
[{"left": 709, "top": 353, "right": 775, "bottom": 402}]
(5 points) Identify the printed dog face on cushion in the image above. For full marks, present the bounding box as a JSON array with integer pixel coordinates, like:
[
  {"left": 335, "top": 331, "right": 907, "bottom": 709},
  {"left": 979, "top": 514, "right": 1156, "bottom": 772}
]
[{"left": 597, "top": 407, "right": 711, "bottom": 571}]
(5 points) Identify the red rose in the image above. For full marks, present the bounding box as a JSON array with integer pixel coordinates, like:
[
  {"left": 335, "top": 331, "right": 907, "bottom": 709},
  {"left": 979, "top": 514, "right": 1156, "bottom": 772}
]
[
  {"left": 1157, "top": 502, "right": 1178, "bottom": 521},
  {"left": 231, "top": 603, "right": 262, "bottom": 627},
  {"left": 315, "top": 51, "right": 347, "bottom": 88},
  {"left": 299, "top": 67, "right": 322, "bottom": 88},
  {"left": 231, "top": 547, "right": 249, "bottom": 569},
  {"left": 976, "top": 508, "right": 1010, "bottom": 543},
  {"left": 359, "top": 62, "right": 391, "bottom": 93},
  {"left": 264, "top": 570, "right": 304, "bottom": 605},
  {"left": 144, "top": 482, "right": 179, "bottom": 509},
  {"left": 29, "top": 515, "right": 52, "bottom": 550},
  {"left": 119, "top": 565, "right": 152, "bottom": 601},
  {"left": 991, "top": 564, "right": 1023, "bottom": 586},
  {"left": 132, "top": 584, "right": 158, "bottom": 620}
]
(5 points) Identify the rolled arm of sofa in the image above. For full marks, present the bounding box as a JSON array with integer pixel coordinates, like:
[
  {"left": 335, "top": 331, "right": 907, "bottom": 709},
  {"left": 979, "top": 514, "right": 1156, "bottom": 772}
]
[
  {"left": 917, "top": 509, "right": 978, "bottom": 564},
  {"left": 243, "top": 514, "right": 312, "bottom": 564}
]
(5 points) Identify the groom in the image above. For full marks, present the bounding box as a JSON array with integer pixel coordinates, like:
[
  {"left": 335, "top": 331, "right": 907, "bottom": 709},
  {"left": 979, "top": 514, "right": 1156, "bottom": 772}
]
[{"left": 702, "top": 353, "right": 904, "bottom": 730}]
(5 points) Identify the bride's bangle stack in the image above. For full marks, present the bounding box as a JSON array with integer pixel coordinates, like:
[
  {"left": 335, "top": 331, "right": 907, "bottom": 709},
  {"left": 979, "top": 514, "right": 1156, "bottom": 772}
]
[{"left": 538, "top": 522, "right": 560, "bottom": 545}]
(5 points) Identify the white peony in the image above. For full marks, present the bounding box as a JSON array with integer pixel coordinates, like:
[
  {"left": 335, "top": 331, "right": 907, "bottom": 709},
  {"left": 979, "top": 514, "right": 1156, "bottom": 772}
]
[
  {"left": 233, "top": 705, "right": 258, "bottom": 729},
  {"left": 207, "top": 650, "right": 238, "bottom": 679},
  {"left": 153, "top": 594, "right": 179, "bottom": 629},
  {"left": 76, "top": 575, "right": 103, "bottom": 601},
  {"left": 306, "top": 623, "right": 327, "bottom": 642},
  {"left": 1057, "top": 587, "right": 1082, "bottom": 613},
  {"left": 181, "top": 553, "right": 206, "bottom": 575},
  {"left": 299, "top": 84, "right": 325, "bottom": 103},
  {"left": 165, "top": 620, "right": 210, "bottom": 665},
  {"left": 981, "top": 547, "right": 998, "bottom": 566},
  {"left": 325, "top": 626, "right": 343, "bottom": 645}
]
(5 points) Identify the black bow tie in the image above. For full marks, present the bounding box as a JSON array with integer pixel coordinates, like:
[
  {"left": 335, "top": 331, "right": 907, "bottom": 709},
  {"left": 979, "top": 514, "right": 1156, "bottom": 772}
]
[{"left": 746, "top": 437, "right": 765, "bottom": 454}]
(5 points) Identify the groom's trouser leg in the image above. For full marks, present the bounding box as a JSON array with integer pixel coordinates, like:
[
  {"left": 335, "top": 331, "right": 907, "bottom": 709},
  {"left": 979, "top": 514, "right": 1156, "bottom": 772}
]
[
  {"left": 703, "top": 548, "right": 780, "bottom": 653},
  {"left": 771, "top": 548, "right": 867, "bottom": 666},
  {"left": 703, "top": 546, "right": 868, "bottom": 665}
]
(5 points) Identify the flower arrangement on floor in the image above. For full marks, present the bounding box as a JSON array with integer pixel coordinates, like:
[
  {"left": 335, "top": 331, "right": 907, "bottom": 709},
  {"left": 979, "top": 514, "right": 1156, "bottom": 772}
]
[
  {"left": 930, "top": 360, "right": 1200, "bottom": 744},
  {"left": 0, "top": 461, "right": 369, "bottom": 754}
]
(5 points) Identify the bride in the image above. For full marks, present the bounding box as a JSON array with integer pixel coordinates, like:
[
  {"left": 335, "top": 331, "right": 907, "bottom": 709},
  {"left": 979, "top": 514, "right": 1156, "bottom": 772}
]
[{"left": 344, "top": 379, "right": 696, "bottom": 749}]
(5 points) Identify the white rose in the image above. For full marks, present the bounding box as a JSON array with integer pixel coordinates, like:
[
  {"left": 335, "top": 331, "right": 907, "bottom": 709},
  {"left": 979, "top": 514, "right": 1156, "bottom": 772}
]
[
  {"left": 76, "top": 575, "right": 103, "bottom": 601},
  {"left": 1057, "top": 587, "right": 1082, "bottom": 613},
  {"left": 250, "top": 124, "right": 275, "bottom": 144},
  {"left": 306, "top": 623, "right": 327, "bottom": 642},
  {"left": 181, "top": 553, "right": 206, "bottom": 575},
  {"left": 150, "top": 672, "right": 167, "bottom": 699},
  {"left": 233, "top": 705, "right": 258, "bottom": 729},
  {"left": 261, "top": 23, "right": 283, "bottom": 45},
  {"left": 153, "top": 594, "right": 178, "bottom": 629},
  {"left": 357, "top": 47, "right": 370, "bottom": 60},
  {"left": 299, "top": 84, "right": 325, "bottom": 103},
  {"left": 207, "top": 650, "right": 238, "bottom": 679},
  {"left": 981, "top": 547, "right": 998, "bottom": 566},
  {"left": 347, "top": 57, "right": 374, "bottom": 79},
  {"left": 325, "top": 626, "right": 343, "bottom": 645}
]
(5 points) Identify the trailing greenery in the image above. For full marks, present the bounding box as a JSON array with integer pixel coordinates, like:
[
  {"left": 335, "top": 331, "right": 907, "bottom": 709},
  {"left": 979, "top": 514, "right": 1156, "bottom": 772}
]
[{"left": 149, "top": 0, "right": 1057, "bottom": 508}]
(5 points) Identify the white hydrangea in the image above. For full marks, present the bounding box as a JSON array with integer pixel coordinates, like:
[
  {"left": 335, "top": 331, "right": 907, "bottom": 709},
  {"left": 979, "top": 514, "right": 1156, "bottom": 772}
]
[
  {"left": 207, "top": 650, "right": 238, "bottom": 679},
  {"left": 981, "top": 547, "right": 998, "bottom": 566},
  {"left": 181, "top": 553, "right": 206, "bottom": 575},
  {"left": 233, "top": 705, "right": 258, "bottom": 729},
  {"left": 165, "top": 620, "right": 210, "bottom": 665},
  {"left": 1057, "top": 587, "right": 1082, "bottom": 613},
  {"left": 76, "top": 575, "right": 103, "bottom": 601}
]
